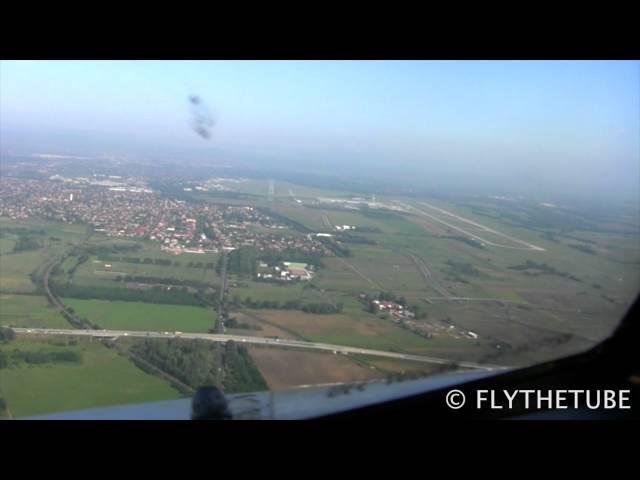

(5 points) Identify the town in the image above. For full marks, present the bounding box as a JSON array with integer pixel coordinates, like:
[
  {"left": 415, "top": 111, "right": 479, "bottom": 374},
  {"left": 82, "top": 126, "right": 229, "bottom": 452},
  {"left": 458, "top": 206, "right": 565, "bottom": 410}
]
[{"left": 0, "top": 176, "right": 329, "bottom": 256}]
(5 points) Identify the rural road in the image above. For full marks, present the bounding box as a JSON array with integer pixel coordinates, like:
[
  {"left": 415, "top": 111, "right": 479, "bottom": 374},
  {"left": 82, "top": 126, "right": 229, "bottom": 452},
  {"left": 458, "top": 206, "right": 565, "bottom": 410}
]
[{"left": 9, "top": 327, "right": 508, "bottom": 372}]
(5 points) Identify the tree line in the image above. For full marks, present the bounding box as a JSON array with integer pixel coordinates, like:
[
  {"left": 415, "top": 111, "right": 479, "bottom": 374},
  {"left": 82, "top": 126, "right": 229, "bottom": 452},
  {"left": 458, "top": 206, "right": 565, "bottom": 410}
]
[
  {"left": 50, "top": 281, "right": 216, "bottom": 308},
  {"left": 113, "top": 274, "right": 215, "bottom": 290},
  {"left": 234, "top": 296, "right": 343, "bottom": 314},
  {"left": 0, "top": 348, "right": 82, "bottom": 369},
  {"left": 223, "top": 341, "right": 268, "bottom": 393},
  {"left": 316, "top": 237, "right": 352, "bottom": 257}
]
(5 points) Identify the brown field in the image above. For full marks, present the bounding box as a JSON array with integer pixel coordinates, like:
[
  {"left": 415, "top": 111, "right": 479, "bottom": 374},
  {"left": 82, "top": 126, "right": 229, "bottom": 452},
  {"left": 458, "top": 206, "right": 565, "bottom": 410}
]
[
  {"left": 353, "top": 356, "right": 443, "bottom": 376},
  {"left": 247, "top": 347, "right": 382, "bottom": 390},
  {"left": 226, "top": 311, "right": 300, "bottom": 340}
]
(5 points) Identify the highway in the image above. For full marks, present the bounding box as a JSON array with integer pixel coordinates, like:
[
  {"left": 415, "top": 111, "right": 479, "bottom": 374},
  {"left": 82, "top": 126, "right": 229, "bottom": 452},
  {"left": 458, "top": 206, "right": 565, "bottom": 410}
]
[{"left": 10, "top": 327, "right": 508, "bottom": 372}]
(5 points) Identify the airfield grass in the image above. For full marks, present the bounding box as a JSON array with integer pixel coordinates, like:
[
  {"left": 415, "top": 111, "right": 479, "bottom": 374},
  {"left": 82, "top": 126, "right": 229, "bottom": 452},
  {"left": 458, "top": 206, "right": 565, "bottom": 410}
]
[
  {"left": 0, "top": 337, "right": 182, "bottom": 418},
  {"left": 0, "top": 293, "right": 70, "bottom": 329},
  {"left": 61, "top": 298, "right": 216, "bottom": 333}
]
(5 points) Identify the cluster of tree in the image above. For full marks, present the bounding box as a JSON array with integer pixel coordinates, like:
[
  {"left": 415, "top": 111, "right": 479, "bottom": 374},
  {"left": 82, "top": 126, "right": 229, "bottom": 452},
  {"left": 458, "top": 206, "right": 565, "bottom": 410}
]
[
  {"left": 0, "top": 327, "right": 16, "bottom": 342},
  {"left": 130, "top": 338, "right": 218, "bottom": 389},
  {"left": 316, "top": 237, "right": 352, "bottom": 257},
  {"left": 222, "top": 246, "right": 258, "bottom": 277},
  {"left": 223, "top": 341, "right": 268, "bottom": 393},
  {"left": 444, "top": 260, "right": 481, "bottom": 277},
  {"left": 568, "top": 244, "right": 597, "bottom": 255},
  {"left": 256, "top": 208, "right": 311, "bottom": 233},
  {"left": 441, "top": 235, "right": 485, "bottom": 249},
  {"left": 508, "top": 260, "right": 582, "bottom": 282},
  {"left": 301, "top": 302, "right": 343, "bottom": 314},
  {"left": 13, "top": 235, "right": 42, "bottom": 252},
  {"left": 225, "top": 317, "right": 262, "bottom": 330},
  {"left": 186, "top": 261, "right": 215, "bottom": 269},
  {"left": 194, "top": 216, "right": 217, "bottom": 241},
  {"left": 0, "top": 349, "right": 82, "bottom": 369},
  {"left": 334, "top": 233, "right": 376, "bottom": 245},
  {"left": 50, "top": 282, "right": 214, "bottom": 307}
]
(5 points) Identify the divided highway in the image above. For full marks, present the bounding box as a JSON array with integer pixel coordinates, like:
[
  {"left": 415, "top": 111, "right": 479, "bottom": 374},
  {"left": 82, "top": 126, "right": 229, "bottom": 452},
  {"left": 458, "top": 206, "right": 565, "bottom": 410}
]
[{"left": 10, "top": 327, "right": 508, "bottom": 372}]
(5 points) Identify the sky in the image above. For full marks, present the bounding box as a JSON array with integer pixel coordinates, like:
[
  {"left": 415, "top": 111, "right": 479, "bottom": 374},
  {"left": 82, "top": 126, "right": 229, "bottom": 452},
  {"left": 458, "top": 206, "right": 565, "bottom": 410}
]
[{"left": 1, "top": 60, "right": 638, "bottom": 201}]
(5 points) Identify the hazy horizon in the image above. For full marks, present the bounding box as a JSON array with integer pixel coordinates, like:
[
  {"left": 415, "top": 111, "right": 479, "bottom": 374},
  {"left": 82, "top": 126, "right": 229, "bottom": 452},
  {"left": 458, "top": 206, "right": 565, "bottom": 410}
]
[{"left": 1, "top": 60, "right": 638, "bottom": 204}]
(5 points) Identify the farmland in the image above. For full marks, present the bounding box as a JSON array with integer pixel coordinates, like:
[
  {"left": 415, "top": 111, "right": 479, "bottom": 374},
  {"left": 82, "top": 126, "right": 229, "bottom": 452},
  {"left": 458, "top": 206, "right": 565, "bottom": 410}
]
[
  {"left": 61, "top": 299, "right": 217, "bottom": 333},
  {"left": 0, "top": 337, "right": 183, "bottom": 418},
  {"left": 247, "top": 346, "right": 383, "bottom": 390},
  {"left": 1, "top": 174, "right": 639, "bottom": 417},
  {"left": 0, "top": 294, "right": 70, "bottom": 329}
]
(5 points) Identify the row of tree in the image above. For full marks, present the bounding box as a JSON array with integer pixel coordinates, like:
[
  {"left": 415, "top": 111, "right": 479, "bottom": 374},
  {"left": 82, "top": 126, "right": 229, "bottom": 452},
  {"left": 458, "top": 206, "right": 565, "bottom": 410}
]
[
  {"left": 113, "top": 274, "right": 214, "bottom": 290},
  {"left": 0, "top": 349, "right": 82, "bottom": 369},
  {"left": 50, "top": 282, "right": 215, "bottom": 308},
  {"left": 316, "top": 237, "right": 352, "bottom": 257},
  {"left": 233, "top": 296, "right": 343, "bottom": 314},
  {"left": 13, "top": 235, "right": 42, "bottom": 252}
]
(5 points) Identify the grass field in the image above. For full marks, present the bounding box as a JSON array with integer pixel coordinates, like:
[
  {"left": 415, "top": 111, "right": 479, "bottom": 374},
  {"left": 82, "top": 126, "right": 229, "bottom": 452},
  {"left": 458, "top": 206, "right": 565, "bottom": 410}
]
[
  {"left": 0, "top": 337, "right": 182, "bottom": 418},
  {"left": 62, "top": 299, "right": 217, "bottom": 332},
  {"left": 0, "top": 293, "right": 70, "bottom": 328},
  {"left": 0, "top": 250, "right": 51, "bottom": 293},
  {"left": 0, "top": 237, "right": 15, "bottom": 254},
  {"left": 71, "top": 254, "right": 219, "bottom": 289}
]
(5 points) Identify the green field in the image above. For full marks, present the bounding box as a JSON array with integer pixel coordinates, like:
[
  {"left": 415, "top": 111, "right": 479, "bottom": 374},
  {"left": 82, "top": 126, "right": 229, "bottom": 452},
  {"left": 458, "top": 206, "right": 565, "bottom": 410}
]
[
  {"left": 70, "top": 253, "right": 219, "bottom": 289},
  {"left": 0, "top": 294, "right": 70, "bottom": 328},
  {"left": 0, "top": 337, "right": 182, "bottom": 418},
  {"left": 0, "top": 237, "right": 15, "bottom": 254},
  {"left": 0, "top": 250, "right": 52, "bottom": 292},
  {"left": 62, "top": 298, "right": 217, "bottom": 332}
]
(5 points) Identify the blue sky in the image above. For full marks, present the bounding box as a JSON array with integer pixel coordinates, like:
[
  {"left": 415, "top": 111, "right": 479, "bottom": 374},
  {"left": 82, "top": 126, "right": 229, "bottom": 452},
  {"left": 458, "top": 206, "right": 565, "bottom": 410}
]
[{"left": 1, "top": 60, "right": 638, "bottom": 199}]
